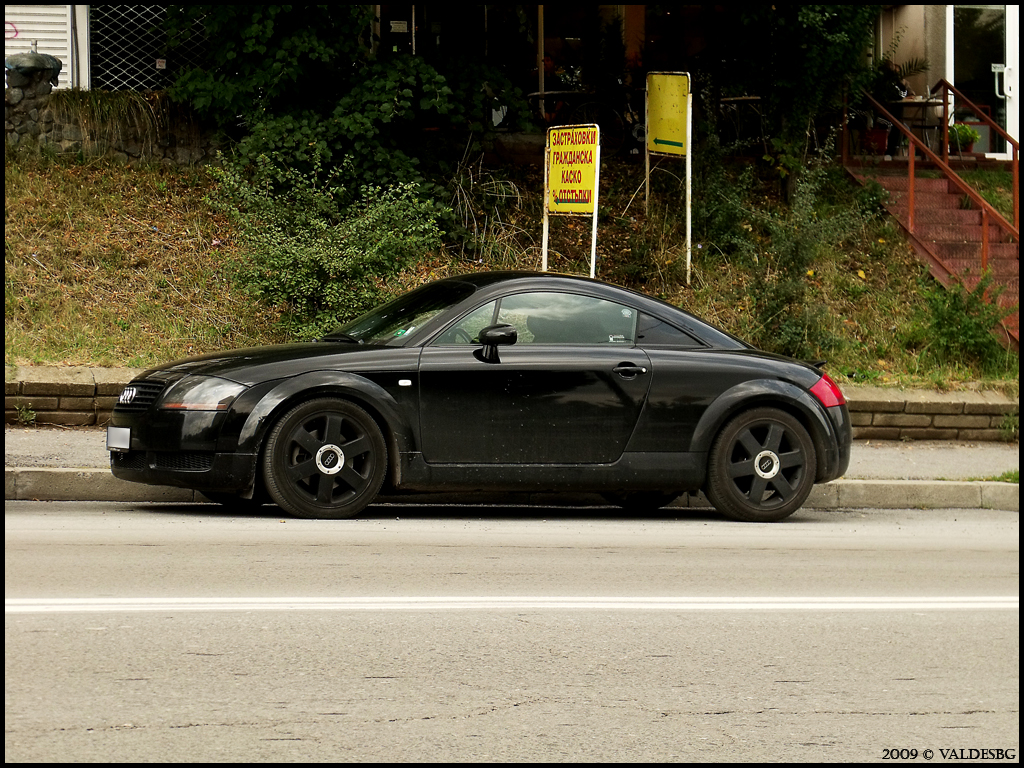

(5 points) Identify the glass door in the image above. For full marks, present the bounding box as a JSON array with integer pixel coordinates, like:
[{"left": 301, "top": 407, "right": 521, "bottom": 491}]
[{"left": 951, "top": 5, "right": 1018, "bottom": 157}]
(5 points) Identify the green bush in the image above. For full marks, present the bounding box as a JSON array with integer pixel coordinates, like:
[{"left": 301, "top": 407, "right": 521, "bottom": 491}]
[
  {"left": 919, "top": 272, "right": 1017, "bottom": 373},
  {"left": 216, "top": 153, "right": 446, "bottom": 339},
  {"left": 740, "top": 167, "right": 869, "bottom": 358}
]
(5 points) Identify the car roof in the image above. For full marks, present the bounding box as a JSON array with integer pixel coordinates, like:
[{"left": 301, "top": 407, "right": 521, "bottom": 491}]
[{"left": 427, "top": 271, "right": 749, "bottom": 350}]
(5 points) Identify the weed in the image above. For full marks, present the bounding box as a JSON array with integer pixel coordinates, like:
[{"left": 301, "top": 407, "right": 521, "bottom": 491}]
[
  {"left": 446, "top": 148, "right": 532, "bottom": 266},
  {"left": 46, "top": 89, "right": 201, "bottom": 161},
  {"left": 957, "top": 168, "right": 1015, "bottom": 221},
  {"left": 968, "top": 469, "right": 1019, "bottom": 483},
  {"left": 15, "top": 404, "right": 36, "bottom": 426},
  {"left": 998, "top": 413, "right": 1019, "bottom": 443}
]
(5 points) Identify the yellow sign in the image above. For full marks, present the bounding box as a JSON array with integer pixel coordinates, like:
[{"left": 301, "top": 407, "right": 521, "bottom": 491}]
[
  {"left": 546, "top": 124, "right": 599, "bottom": 214},
  {"left": 647, "top": 72, "right": 689, "bottom": 156}
]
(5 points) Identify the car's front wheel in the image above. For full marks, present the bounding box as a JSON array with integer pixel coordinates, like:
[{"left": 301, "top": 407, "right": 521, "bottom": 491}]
[
  {"left": 263, "top": 398, "right": 387, "bottom": 519},
  {"left": 705, "top": 407, "right": 816, "bottom": 522}
]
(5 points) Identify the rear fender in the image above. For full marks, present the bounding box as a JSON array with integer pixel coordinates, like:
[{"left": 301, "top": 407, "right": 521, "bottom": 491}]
[{"left": 690, "top": 379, "right": 836, "bottom": 479}]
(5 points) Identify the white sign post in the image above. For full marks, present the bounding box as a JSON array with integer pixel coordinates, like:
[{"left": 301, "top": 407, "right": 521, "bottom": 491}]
[
  {"left": 646, "top": 72, "right": 692, "bottom": 284},
  {"left": 542, "top": 123, "right": 601, "bottom": 278}
]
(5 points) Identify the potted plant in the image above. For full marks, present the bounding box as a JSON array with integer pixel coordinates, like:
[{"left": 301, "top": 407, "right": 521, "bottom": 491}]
[{"left": 948, "top": 123, "right": 980, "bottom": 153}]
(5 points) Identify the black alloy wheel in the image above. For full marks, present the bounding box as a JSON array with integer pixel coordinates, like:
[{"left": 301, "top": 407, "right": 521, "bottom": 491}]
[
  {"left": 263, "top": 398, "right": 387, "bottom": 519},
  {"left": 705, "top": 407, "right": 816, "bottom": 522}
]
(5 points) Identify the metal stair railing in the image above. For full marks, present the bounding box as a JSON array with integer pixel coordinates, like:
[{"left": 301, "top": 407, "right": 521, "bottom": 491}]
[
  {"left": 852, "top": 90, "right": 1018, "bottom": 279},
  {"left": 930, "top": 78, "right": 1019, "bottom": 232}
]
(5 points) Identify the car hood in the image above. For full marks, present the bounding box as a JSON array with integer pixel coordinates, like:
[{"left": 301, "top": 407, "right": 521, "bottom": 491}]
[{"left": 141, "top": 342, "right": 409, "bottom": 387}]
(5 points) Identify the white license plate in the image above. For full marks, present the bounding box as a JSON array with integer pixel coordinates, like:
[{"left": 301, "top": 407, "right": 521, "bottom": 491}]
[{"left": 106, "top": 426, "right": 131, "bottom": 451}]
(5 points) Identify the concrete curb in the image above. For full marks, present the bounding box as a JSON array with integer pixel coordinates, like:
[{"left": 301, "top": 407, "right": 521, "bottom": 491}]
[{"left": 5, "top": 467, "right": 1018, "bottom": 512}]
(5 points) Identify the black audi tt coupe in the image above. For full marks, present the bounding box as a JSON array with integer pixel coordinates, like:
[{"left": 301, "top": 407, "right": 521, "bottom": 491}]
[{"left": 108, "top": 271, "right": 851, "bottom": 521}]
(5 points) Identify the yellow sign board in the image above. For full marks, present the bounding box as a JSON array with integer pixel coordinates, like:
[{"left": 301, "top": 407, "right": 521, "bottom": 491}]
[
  {"left": 647, "top": 72, "right": 690, "bottom": 156},
  {"left": 546, "top": 124, "right": 600, "bottom": 214}
]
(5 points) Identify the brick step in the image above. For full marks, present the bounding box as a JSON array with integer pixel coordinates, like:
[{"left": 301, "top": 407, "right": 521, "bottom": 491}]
[
  {"left": 940, "top": 260, "right": 1019, "bottom": 282},
  {"left": 931, "top": 241, "right": 1019, "bottom": 262},
  {"left": 887, "top": 206, "right": 986, "bottom": 224},
  {"left": 913, "top": 223, "right": 1012, "bottom": 242},
  {"left": 944, "top": 270, "right": 1018, "bottom": 300},
  {"left": 883, "top": 191, "right": 964, "bottom": 209},
  {"left": 867, "top": 176, "right": 957, "bottom": 193},
  {"left": 847, "top": 163, "right": 1019, "bottom": 350},
  {"left": 952, "top": 266, "right": 1019, "bottom": 285},
  {"left": 933, "top": 240, "right": 1019, "bottom": 259}
]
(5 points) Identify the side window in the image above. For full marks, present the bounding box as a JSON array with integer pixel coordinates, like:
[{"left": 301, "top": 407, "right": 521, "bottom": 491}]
[
  {"left": 434, "top": 301, "right": 498, "bottom": 344},
  {"left": 635, "top": 312, "right": 704, "bottom": 347},
  {"left": 496, "top": 292, "right": 637, "bottom": 344}
]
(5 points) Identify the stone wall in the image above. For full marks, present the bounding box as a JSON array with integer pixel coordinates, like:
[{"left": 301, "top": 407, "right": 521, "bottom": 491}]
[
  {"left": 846, "top": 385, "right": 1019, "bottom": 442},
  {"left": 5, "top": 60, "right": 218, "bottom": 164},
  {"left": 5, "top": 367, "right": 146, "bottom": 427},
  {"left": 5, "top": 367, "right": 1019, "bottom": 441}
]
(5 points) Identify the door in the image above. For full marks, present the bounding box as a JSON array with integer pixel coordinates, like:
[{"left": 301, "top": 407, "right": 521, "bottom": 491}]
[
  {"left": 417, "top": 291, "right": 652, "bottom": 464},
  {"left": 950, "top": 4, "right": 1018, "bottom": 156}
]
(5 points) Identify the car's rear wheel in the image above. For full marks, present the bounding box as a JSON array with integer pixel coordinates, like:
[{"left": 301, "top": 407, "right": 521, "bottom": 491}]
[
  {"left": 705, "top": 407, "right": 816, "bottom": 522},
  {"left": 263, "top": 398, "right": 387, "bottom": 519}
]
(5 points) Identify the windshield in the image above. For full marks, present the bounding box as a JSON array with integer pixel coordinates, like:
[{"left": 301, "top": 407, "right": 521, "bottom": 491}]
[{"left": 325, "top": 280, "right": 478, "bottom": 345}]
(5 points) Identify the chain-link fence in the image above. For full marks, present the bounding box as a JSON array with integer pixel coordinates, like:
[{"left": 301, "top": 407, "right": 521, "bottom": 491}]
[{"left": 89, "top": 5, "right": 204, "bottom": 91}]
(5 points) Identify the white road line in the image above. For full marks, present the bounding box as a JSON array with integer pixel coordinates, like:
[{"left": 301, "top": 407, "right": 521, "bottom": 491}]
[{"left": 4, "top": 596, "right": 1019, "bottom": 614}]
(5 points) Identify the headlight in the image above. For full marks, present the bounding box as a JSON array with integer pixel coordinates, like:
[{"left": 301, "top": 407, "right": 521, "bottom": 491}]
[{"left": 158, "top": 376, "right": 246, "bottom": 411}]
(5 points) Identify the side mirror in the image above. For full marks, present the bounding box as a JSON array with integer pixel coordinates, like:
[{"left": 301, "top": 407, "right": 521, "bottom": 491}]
[{"left": 475, "top": 323, "right": 517, "bottom": 363}]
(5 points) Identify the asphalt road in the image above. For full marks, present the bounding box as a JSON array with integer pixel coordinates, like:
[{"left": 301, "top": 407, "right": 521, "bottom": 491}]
[{"left": 5, "top": 501, "right": 1019, "bottom": 762}]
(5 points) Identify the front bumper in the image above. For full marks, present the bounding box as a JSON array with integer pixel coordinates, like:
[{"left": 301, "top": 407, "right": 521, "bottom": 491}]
[{"left": 110, "top": 448, "right": 259, "bottom": 493}]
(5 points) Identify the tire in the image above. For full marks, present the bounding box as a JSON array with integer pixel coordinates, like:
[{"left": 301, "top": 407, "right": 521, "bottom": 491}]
[
  {"left": 601, "top": 490, "right": 680, "bottom": 513},
  {"left": 262, "top": 398, "right": 387, "bottom": 520},
  {"left": 705, "top": 408, "right": 816, "bottom": 522}
]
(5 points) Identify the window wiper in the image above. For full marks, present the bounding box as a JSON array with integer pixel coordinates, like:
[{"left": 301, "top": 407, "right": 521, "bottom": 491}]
[{"left": 316, "top": 333, "right": 363, "bottom": 344}]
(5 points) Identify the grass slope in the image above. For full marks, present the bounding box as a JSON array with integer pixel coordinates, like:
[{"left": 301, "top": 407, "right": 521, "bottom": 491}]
[{"left": 5, "top": 150, "right": 1018, "bottom": 396}]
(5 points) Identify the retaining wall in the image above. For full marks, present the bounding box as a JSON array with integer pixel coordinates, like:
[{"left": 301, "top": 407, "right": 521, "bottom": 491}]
[{"left": 5, "top": 367, "right": 1018, "bottom": 441}]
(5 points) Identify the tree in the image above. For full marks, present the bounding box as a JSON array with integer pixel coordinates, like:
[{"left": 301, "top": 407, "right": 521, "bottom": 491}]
[
  {"left": 664, "top": 4, "right": 877, "bottom": 166},
  {"left": 164, "top": 5, "right": 525, "bottom": 189},
  {"left": 165, "top": 5, "right": 375, "bottom": 132},
  {"left": 735, "top": 5, "right": 878, "bottom": 143}
]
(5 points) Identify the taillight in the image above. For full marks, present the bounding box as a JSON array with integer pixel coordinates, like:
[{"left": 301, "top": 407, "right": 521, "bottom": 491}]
[{"left": 809, "top": 372, "right": 846, "bottom": 408}]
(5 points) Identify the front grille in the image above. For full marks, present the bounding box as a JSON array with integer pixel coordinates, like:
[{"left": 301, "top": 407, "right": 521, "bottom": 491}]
[
  {"left": 113, "top": 380, "right": 167, "bottom": 413},
  {"left": 111, "top": 450, "right": 147, "bottom": 471},
  {"left": 111, "top": 450, "right": 214, "bottom": 472},
  {"left": 153, "top": 452, "right": 214, "bottom": 472}
]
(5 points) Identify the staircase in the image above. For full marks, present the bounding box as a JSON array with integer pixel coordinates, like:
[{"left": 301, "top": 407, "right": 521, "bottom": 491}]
[{"left": 850, "top": 164, "right": 1019, "bottom": 350}]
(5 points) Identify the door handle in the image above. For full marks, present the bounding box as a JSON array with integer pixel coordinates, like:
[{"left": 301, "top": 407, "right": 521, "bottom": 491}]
[{"left": 613, "top": 363, "right": 648, "bottom": 378}]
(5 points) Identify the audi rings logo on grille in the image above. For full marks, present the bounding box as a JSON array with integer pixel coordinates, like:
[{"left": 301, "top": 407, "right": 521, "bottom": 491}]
[{"left": 119, "top": 386, "right": 138, "bottom": 405}]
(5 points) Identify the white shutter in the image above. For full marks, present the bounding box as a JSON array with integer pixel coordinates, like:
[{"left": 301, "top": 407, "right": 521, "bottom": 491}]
[{"left": 4, "top": 5, "right": 78, "bottom": 88}]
